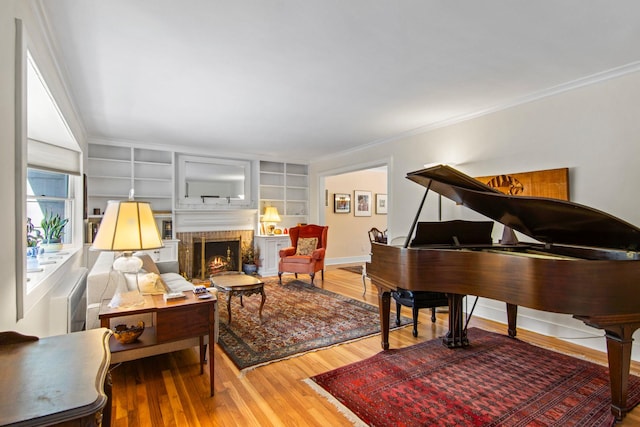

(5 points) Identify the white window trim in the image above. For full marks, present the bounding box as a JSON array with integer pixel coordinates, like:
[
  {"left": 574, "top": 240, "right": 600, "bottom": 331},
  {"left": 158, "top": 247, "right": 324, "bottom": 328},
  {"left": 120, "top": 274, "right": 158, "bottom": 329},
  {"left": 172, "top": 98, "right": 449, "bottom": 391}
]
[{"left": 15, "top": 20, "right": 84, "bottom": 320}]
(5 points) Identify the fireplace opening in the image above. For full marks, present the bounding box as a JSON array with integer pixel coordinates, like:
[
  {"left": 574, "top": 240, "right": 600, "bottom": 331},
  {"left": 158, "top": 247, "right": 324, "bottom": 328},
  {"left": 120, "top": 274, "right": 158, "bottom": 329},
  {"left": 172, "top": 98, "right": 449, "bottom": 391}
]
[{"left": 192, "top": 238, "right": 241, "bottom": 280}]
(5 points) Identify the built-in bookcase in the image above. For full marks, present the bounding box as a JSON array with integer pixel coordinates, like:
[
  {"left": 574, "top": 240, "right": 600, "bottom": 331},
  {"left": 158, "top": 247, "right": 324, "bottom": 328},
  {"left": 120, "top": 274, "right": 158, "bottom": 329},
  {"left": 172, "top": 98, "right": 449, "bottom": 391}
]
[
  {"left": 259, "top": 161, "right": 308, "bottom": 230},
  {"left": 86, "top": 143, "right": 174, "bottom": 242}
]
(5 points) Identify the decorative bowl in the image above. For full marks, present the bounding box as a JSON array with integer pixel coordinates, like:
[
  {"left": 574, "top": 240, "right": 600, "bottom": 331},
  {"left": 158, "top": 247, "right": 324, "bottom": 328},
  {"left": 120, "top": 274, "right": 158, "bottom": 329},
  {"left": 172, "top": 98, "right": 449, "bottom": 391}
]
[{"left": 113, "top": 321, "right": 145, "bottom": 344}]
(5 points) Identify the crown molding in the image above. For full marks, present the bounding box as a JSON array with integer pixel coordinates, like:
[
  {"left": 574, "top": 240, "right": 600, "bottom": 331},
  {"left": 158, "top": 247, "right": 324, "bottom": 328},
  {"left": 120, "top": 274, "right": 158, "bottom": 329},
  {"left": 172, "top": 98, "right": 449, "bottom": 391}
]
[{"left": 315, "top": 61, "right": 640, "bottom": 163}]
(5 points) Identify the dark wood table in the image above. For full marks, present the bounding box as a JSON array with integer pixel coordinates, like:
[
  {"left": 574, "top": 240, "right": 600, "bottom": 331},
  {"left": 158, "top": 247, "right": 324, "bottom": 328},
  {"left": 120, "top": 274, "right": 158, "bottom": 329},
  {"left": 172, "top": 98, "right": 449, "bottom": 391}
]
[
  {"left": 98, "top": 291, "right": 217, "bottom": 397},
  {"left": 0, "top": 328, "right": 111, "bottom": 426},
  {"left": 210, "top": 274, "right": 265, "bottom": 325}
]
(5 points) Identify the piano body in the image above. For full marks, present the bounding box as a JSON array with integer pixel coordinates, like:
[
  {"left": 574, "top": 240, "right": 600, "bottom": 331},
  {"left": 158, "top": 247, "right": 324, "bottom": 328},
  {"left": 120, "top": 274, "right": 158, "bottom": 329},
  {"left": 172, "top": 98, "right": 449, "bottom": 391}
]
[{"left": 366, "top": 164, "right": 640, "bottom": 421}]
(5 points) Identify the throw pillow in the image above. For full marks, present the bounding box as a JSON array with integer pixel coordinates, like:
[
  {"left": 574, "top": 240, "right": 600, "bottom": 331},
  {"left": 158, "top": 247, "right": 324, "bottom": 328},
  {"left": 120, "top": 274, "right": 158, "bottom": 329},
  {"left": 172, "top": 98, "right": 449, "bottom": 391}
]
[
  {"left": 296, "top": 237, "right": 318, "bottom": 256},
  {"left": 138, "top": 272, "right": 163, "bottom": 295}
]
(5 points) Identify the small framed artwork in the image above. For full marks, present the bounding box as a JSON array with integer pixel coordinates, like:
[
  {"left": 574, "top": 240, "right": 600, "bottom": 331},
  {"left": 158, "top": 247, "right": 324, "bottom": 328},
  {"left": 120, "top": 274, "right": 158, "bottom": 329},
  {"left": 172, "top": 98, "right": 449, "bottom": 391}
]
[
  {"left": 334, "top": 193, "right": 351, "bottom": 213},
  {"left": 376, "top": 193, "right": 387, "bottom": 215},
  {"left": 354, "top": 190, "right": 372, "bottom": 217}
]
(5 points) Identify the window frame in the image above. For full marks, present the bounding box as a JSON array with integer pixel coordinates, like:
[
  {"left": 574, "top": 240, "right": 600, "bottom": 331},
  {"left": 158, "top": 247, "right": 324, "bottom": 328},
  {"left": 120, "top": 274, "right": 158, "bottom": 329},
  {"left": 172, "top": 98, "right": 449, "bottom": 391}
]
[{"left": 15, "top": 20, "right": 84, "bottom": 319}]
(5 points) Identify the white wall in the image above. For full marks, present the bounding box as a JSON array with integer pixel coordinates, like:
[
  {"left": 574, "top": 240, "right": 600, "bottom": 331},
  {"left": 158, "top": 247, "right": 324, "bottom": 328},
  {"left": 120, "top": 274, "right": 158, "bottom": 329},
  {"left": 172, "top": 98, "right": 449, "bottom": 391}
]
[
  {"left": 0, "top": 1, "right": 87, "bottom": 336},
  {"left": 309, "top": 70, "right": 640, "bottom": 359}
]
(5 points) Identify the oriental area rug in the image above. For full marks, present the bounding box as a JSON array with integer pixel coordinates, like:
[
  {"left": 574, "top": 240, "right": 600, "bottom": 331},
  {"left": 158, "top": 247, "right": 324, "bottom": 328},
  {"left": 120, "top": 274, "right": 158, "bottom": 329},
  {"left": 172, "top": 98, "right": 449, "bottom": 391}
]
[
  {"left": 217, "top": 277, "right": 410, "bottom": 371},
  {"left": 307, "top": 328, "right": 640, "bottom": 427}
]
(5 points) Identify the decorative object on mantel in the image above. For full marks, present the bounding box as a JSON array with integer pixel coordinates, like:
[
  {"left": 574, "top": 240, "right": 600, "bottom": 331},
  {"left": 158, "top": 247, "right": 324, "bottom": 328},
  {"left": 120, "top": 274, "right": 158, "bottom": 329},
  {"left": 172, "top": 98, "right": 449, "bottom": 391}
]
[
  {"left": 262, "top": 206, "right": 281, "bottom": 235},
  {"left": 113, "top": 321, "right": 145, "bottom": 344},
  {"left": 40, "top": 210, "right": 69, "bottom": 252},
  {"left": 91, "top": 191, "right": 164, "bottom": 308}
]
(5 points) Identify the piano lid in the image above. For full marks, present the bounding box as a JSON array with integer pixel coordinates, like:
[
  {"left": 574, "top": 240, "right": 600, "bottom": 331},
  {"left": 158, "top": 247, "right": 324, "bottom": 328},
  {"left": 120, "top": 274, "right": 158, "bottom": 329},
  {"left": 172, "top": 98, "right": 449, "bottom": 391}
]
[{"left": 407, "top": 164, "right": 640, "bottom": 251}]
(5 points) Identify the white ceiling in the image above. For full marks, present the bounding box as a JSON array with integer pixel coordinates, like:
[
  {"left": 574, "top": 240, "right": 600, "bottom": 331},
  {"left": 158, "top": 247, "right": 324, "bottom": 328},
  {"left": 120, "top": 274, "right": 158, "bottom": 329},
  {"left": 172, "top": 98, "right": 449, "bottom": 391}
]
[{"left": 40, "top": 1, "right": 640, "bottom": 161}]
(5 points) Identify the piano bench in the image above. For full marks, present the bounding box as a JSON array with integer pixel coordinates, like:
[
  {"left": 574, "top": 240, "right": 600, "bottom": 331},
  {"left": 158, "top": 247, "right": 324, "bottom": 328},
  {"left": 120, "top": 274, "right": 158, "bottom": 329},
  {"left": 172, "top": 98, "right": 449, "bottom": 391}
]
[{"left": 392, "top": 290, "right": 448, "bottom": 337}]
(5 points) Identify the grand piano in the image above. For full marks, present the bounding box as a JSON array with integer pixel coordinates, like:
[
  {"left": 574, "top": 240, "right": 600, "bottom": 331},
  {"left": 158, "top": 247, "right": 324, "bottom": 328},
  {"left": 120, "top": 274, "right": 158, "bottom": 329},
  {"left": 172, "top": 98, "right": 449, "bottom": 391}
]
[{"left": 366, "top": 164, "right": 640, "bottom": 421}]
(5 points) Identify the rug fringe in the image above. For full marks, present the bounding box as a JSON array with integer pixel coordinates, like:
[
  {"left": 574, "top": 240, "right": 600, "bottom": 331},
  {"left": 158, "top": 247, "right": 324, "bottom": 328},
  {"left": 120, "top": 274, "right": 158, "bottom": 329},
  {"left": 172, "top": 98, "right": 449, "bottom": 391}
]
[{"left": 302, "top": 378, "right": 368, "bottom": 427}]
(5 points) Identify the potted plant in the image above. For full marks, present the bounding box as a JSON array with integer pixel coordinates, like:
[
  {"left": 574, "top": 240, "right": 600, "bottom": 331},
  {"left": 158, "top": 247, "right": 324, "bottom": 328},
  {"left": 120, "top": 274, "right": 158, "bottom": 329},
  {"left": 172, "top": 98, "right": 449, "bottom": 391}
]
[
  {"left": 241, "top": 242, "right": 260, "bottom": 275},
  {"left": 41, "top": 210, "right": 69, "bottom": 252},
  {"left": 26, "top": 217, "right": 42, "bottom": 257}
]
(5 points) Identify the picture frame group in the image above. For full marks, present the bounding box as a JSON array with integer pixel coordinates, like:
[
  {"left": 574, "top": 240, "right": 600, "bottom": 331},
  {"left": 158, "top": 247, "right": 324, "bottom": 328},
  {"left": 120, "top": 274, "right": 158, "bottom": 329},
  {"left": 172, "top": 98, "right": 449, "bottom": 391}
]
[{"left": 333, "top": 191, "right": 387, "bottom": 216}]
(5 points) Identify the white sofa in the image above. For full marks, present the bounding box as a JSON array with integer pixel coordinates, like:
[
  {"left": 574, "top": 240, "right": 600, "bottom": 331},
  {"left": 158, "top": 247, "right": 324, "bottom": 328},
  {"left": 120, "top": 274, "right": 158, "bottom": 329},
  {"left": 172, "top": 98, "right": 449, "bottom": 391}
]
[{"left": 86, "top": 251, "right": 218, "bottom": 344}]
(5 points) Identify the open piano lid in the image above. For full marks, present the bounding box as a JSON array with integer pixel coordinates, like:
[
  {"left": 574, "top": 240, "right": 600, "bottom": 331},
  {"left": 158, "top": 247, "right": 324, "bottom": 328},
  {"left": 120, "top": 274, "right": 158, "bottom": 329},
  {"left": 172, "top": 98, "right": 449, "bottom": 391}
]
[{"left": 407, "top": 165, "right": 640, "bottom": 252}]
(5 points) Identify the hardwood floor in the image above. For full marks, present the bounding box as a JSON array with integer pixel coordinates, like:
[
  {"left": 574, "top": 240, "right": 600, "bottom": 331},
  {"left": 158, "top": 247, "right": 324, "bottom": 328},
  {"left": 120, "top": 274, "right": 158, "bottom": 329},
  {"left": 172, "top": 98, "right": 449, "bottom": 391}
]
[{"left": 109, "top": 265, "right": 640, "bottom": 426}]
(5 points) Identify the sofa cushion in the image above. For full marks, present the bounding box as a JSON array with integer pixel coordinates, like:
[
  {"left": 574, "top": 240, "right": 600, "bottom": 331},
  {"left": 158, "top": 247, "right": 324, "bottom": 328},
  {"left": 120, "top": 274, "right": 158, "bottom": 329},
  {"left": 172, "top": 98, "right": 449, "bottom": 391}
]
[{"left": 161, "top": 272, "right": 196, "bottom": 292}]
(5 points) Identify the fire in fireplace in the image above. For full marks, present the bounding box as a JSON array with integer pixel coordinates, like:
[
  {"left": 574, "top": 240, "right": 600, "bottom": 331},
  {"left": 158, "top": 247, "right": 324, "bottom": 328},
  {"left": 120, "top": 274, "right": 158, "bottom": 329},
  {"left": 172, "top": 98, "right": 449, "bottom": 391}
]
[
  {"left": 177, "top": 230, "right": 254, "bottom": 280},
  {"left": 192, "top": 238, "right": 241, "bottom": 280}
]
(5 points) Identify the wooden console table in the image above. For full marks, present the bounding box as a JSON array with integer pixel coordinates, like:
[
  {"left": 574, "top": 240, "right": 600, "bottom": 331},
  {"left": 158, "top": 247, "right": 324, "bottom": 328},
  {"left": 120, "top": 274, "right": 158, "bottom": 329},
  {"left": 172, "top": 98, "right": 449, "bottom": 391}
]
[
  {"left": 98, "top": 292, "right": 217, "bottom": 396},
  {"left": 0, "top": 328, "right": 111, "bottom": 426}
]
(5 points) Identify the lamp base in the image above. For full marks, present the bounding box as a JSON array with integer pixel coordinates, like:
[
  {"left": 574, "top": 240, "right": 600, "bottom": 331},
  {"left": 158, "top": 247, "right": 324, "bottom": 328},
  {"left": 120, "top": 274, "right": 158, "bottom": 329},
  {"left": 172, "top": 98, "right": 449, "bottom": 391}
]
[
  {"left": 108, "top": 253, "right": 145, "bottom": 308},
  {"left": 108, "top": 289, "right": 145, "bottom": 309},
  {"left": 113, "top": 253, "right": 144, "bottom": 273}
]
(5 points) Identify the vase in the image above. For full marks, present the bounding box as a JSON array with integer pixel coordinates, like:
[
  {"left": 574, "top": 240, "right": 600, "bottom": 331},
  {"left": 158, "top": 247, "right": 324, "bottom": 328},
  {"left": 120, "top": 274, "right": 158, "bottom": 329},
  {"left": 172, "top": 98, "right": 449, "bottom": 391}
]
[
  {"left": 242, "top": 263, "right": 258, "bottom": 275},
  {"left": 26, "top": 247, "right": 39, "bottom": 257},
  {"left": 26, "top": 247, "right": 39, "bottom": 270},
  {"left": 42, "top": 241, "right": 63, "bottom": 252}
]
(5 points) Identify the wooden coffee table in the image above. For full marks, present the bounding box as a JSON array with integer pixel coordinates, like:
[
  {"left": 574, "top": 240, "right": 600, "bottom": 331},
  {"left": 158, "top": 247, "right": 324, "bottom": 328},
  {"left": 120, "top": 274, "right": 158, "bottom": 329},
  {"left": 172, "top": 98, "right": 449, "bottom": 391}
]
[{"left": 210, "top": 274, "right": 265, "bottom": 324}]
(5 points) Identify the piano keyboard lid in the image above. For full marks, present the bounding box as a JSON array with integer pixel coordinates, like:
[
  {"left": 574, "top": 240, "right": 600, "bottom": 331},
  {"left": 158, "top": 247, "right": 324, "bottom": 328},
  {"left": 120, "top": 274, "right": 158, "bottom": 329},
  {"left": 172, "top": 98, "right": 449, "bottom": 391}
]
[{"left": 407, "top": 165, "right": 640, "bottom": 252}]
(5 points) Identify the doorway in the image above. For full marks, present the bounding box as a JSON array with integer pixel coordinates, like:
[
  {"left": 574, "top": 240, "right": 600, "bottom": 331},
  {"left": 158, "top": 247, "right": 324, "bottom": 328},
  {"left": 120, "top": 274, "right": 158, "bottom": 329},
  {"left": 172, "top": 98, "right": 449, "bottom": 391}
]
[{"left": 322, "top": 166, "right": 388, "bottom": 265}]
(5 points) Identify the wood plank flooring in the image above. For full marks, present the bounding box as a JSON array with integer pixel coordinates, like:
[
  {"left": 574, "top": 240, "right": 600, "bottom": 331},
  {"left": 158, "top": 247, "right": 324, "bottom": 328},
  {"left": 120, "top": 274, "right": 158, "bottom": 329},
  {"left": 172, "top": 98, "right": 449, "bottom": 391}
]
[{"left": 109, "top": 265, "right": 640, "bottom": 426}]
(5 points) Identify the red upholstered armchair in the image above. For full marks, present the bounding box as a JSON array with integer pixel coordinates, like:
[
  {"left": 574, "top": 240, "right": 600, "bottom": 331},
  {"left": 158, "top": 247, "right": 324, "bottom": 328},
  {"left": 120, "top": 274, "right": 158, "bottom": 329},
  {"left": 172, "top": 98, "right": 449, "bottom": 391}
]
[{"left": 278, "top": 224, "right": 328, "bottom": 285}]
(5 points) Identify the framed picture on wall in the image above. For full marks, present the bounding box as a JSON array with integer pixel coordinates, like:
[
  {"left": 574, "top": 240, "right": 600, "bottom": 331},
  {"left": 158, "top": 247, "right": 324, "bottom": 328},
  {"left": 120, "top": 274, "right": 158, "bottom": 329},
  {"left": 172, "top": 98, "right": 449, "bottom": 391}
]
[
  {"left": 354, "top": 190, "right": 372, "bottom": 216},
  {"left": 376, "top": 193, "right": 387, "bottom": 214},
  {"left": 334, "top": 193, "right": 351, "bottom": 213}
]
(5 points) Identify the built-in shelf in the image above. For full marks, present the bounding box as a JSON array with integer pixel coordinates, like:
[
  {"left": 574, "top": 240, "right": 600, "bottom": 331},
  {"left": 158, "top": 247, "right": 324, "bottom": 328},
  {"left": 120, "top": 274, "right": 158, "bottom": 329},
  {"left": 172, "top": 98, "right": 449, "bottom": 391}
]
[
  {"left": 86, "top": 143, "right": 175, "bottom": 244},
  {"left": 259, "top": 161, "right": 308, "bottom": 230}
]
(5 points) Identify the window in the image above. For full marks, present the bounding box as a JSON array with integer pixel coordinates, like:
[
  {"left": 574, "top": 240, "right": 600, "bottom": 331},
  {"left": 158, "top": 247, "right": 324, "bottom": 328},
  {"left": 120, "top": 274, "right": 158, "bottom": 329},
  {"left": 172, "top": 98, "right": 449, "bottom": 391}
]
[
  {"left": 27, "top": 168, "right": 72, "bottom": 245},
  {"left": 15, "top": 21, "right": 83, "bottom": 318}
]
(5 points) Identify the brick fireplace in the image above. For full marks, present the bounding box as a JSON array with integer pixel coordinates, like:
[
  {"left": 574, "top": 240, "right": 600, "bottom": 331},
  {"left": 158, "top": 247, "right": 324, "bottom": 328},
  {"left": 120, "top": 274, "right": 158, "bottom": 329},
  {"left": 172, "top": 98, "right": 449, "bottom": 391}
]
[{"left": 177, "top": 230, "right": 254, "bottom": 280}]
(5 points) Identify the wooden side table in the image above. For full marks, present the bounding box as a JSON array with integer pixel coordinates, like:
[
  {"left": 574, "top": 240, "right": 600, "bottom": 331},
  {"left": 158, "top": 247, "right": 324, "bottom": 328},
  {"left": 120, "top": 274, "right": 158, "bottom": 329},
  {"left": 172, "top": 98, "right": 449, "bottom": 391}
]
[
  {"left": 99, "top": 292, "right": 217, "bottom": 396},
  {"left": 0, "top": 328, "right": 111, "bottom": 426},
  {"left": 210, "top": 274, "right": 266, "bottom": 325}
]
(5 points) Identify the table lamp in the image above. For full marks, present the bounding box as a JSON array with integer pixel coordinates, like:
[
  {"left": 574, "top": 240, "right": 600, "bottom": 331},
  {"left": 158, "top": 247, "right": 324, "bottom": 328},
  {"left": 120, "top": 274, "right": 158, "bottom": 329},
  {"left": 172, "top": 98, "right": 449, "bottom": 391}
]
[
  {"left": 91, "top": 197, "right": 164, "bottom": 308},
  {"left": 262, "top": 206, "right": 281, "bottom": 235}
]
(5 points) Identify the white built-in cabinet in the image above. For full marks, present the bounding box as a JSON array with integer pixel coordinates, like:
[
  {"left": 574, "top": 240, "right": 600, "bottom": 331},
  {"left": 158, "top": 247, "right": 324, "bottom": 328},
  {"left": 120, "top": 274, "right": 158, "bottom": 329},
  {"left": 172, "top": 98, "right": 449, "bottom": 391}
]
[
  {"left": 84, "top": 239, "right": 179, "bottom": 271},
  {"left": 259, "top": 161, "right": 308, "bottom": 230},
  {"left": 138, "top": 239, "right": 179, "bottom": 263},
  {"left": 255, "top": 235, "right": 291, "bottom": 277}
]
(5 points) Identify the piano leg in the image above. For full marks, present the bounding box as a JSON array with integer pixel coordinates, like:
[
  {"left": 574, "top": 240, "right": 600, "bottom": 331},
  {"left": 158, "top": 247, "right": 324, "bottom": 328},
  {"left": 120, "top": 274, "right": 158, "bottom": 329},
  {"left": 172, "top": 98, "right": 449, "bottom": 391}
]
[
  {"left": 576, "top": 315, "right": 640, "bottom": 421},
  {"left": 506, "top": 303, "right": 518, "bottom": 337},
  {"left": 605, "top": 327, "right": 633, "bottom": 421},
  {"left": 377, "top": 287, "right": 391, "bottom": 350},
  {"left": 443, "top": 293, "right": 469, "bottom": 348}
]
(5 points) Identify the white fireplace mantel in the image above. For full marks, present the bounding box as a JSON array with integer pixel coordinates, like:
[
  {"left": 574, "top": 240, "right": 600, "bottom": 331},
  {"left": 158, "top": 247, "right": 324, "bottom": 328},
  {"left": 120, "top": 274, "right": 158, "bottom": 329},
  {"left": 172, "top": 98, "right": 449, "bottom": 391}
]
[{"left": 174, "top": 209, "right": 258, "bottom": 233}]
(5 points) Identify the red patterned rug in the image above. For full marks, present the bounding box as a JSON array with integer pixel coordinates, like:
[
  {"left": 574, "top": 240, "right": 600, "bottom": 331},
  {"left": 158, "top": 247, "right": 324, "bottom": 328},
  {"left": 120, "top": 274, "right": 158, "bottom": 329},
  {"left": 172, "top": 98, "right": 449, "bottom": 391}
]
[
  {"left": 217, "top": 277, "right": 410, "bottom": 371},
  {"left": 308, "top": 328, "right": 640, "bottom": 426}
]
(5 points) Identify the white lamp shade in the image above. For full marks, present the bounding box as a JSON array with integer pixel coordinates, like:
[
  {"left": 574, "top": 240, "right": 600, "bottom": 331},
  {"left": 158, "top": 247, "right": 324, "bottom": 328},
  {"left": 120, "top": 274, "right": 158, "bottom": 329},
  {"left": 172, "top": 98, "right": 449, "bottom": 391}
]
[
  {"left": 91, "top": 200, "right": 164, "bottom": 252},
  {"left": 262, "top": 206, "right": 281, "bottom": 223}
]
